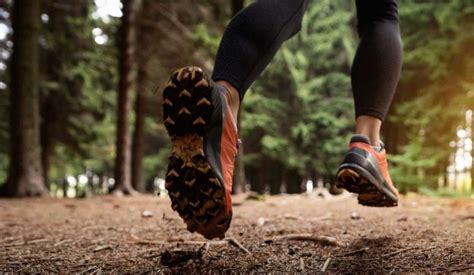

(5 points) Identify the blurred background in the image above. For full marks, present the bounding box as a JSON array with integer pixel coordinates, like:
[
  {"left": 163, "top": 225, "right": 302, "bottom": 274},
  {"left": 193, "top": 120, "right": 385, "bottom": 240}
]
[{"left": 0, "top": 0, "right": 472, "bottom": 198}]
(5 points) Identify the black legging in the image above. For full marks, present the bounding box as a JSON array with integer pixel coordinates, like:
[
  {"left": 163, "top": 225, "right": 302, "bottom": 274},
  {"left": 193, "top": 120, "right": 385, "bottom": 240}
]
[{"left": 212, "top": 0, "right": 402, "bottom": 122}]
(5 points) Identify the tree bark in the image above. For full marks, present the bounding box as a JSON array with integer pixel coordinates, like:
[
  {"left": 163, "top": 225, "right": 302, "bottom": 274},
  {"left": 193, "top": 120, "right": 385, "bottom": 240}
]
[
  {"left": 2, "top": 0, "right": 48, "bottom": 197},
  {"left": 232, "top": 117, "right": 247, "bottom": 194},
  {"left": 131, "top": 61, "right": 147, "bottom": 192},
  {"left": 113, "top": 0, "right": 137, "bottom": 195},
  {"left": 284, "top": 168, "right": 303, "bottom": 194},
  {"left": 269, "top": 161, "right": 283, "bottom": 195},
  {"left": 40, "top": 131, "right": 54, "bottom": 189}
]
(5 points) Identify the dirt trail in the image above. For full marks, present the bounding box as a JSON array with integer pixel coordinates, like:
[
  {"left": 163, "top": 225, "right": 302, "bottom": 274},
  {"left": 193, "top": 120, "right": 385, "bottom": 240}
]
[{"left": 1, "top": 193, "right": 473, "bottom": 272}]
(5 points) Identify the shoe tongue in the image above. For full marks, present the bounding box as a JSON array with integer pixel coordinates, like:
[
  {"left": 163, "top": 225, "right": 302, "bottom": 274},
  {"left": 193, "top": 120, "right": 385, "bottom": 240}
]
[{"left": 350, "top": 134, "right": 371, "bottom": 145}]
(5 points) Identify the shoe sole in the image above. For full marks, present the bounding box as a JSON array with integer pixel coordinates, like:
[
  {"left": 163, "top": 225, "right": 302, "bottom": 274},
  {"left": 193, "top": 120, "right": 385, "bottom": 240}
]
[
  {"left": 336, "top": 166, "right": 398, "bottom": 207},
  {"left": 162, "top": 66, "right": 230, "bottom": 238}
]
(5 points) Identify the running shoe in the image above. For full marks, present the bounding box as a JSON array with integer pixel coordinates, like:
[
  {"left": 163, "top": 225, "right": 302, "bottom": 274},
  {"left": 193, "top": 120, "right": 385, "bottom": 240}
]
[
  {"left": 336, "top": 135, "right": 399, "bottom": 207},
  {"left": 162, "top": 66, "right": 239, "bottom": 239}
]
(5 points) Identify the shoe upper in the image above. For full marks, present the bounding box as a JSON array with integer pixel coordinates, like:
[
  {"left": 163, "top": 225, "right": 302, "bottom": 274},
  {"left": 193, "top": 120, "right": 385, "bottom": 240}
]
[
  {"left": 219, "top": 95, "right": 239, "bottom": 213},
  {"left": 202, "top": 83, "right": 239, "bottom": 237},
  {"left": 346, "top": 135, "right": 399, "bottom": 197}
]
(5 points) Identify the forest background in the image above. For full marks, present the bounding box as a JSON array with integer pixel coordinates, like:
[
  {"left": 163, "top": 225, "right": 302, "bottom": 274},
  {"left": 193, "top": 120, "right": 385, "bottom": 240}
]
[{"left": 0, "top": 0, "right": 473, "bottom": 198}]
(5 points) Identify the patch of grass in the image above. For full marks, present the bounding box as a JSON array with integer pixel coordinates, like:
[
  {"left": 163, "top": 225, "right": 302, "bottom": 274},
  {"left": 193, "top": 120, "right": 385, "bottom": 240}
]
[{"left": 418, "top": 187, "right": 474, "bottom": 198}]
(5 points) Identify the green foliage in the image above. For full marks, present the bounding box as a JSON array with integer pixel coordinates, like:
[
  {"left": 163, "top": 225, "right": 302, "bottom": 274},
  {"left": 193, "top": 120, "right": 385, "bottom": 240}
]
[
  {"left": 2, "top": 0, "right": 472, "bottom": 195},
  {"left": 242, "top": 0, "right": 356, "bottom": 182},
  {"left": 418, "top": 187, "right": 474, "bottom": 199},
  {"left": 389, "top": 0, "right": 474, "bottom": 191},
  {"left": 39, "top": 1, "right": 119, "bottom": 183}
]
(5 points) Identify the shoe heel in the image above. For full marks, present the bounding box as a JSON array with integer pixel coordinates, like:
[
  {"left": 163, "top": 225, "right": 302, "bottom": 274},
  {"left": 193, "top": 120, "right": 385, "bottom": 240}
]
[{"left": 162, "top": 66, "right": 213, "bottom": 137}]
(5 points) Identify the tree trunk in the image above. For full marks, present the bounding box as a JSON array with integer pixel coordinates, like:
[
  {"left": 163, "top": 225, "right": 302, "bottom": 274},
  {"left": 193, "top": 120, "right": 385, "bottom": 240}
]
[
  {"left": 249, "top": 163, "right": 266, "bottom": 194},
  {"left": 113, "top": 0, "right": 137, "bottom": 195},
  {"left": 131, "top": 61, "right": 147, "bottom": 192},
  {"left": 1, "top": 0, "right": 48, "bottom": 197},
  {"left": 40, "top": 133, "right": 54, "bottom": 189},
  {"left": 269, "top": 161, "right": 283, "bottom": 195},
  {"left": 284, "top": 168, "right": 303, "bottom": 194},
  {"left": 232, "top": 142, "right": 247, "bottom": 193},
  {"left": 232, "top": 117, "right": 247, "bottom": 194}
]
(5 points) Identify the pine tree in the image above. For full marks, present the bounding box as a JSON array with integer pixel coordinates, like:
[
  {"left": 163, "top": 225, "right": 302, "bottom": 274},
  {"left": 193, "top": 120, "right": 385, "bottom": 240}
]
[
  {"left": 2, "top": 0, "right": 48, "bottom": 197},
  {"left": 113, "top": 0, "right": 138, "bottom": 195}
]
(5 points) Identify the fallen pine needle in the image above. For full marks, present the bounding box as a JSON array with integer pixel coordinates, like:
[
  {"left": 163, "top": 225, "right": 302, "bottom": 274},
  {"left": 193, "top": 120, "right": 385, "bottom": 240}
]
[
  {"left": 93, "top": 245, "right": 111, "bottom": 252},
  {"left": 79, "top": 266, "right": 98, "bottom": 274},
  {"left": 272, "top": 234, "right": 343, "bottom": 246},
  {"left": 299, "top": 258, "right": 305, "bottom": 271},
  {"left": 449, "top": 264, "right": 474, "bottom": 272},
  {"left": 283, "top": 214, "right": 300, "bottom": 220},
  {"left": 381, "top": 247, "right": 416, "bottom": 258},
  {"left": 361, "top": 246, "right": 437, "bottom": 261},
  {"left": 1, "top": 242, "right": 24, "bottom": 247},
  {"left": 26, "top": 238, "right": 48, "bottom": 244},
  {"left": 54, "top": 239, "right": 72, "bottom": 246},
  {"left": 310, "top": 213, "right": 333, "bottom": 221},
  {"left": 335, "top": 247, "right": 369, "bottom": 257},
  {"left": 321, "top": 257, "right": 331, "bottom": 272},
  {"left": 129, "top": 234, "right": 228, "bottom": 246},
  {"left": 1, "top": 238, "right": 49, "bottom": 247},
  {"left": 70, "top": 261, "right": 102, "bottom": 268},
  {"left": 228, "top": 237, "right": 251, "bottom": 254}
]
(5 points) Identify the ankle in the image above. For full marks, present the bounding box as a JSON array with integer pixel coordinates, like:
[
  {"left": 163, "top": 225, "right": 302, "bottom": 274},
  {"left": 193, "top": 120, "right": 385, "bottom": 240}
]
[{"left": 355, "top": 115, "right": 382, "bottom": 147}]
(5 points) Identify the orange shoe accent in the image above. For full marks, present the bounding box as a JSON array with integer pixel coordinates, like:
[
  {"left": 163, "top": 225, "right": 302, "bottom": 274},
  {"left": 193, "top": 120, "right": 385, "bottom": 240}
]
[
  {"left": 349, "top": 142, "right": 399, "bottom": 198},
  {"left": 337, "top": 135, "right": 399, "bottom": 207},
  {"left": 220, "top": 97, "right": 239, "bottom": 214}
]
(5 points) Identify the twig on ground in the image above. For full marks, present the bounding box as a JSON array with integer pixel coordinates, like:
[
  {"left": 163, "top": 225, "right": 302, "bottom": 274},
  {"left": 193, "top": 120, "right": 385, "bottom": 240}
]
[
  {"left": 79, "top": 266, "right": 98, "bottom": 274},
  {"left": 0, "top": 238, "right": 49, "bottom": 247},
  {"left": 70, "top": 262, "right": 101, "bottom": 269},
  {"left": 1, "top": 242, "right": 24, "bottom": 247},
  {"left": 283, "top": 214, "right": 300, "bottom": 220},
  {"left": 335, "top": 247, "right": 369, "bottom": 257},
  {"left": 272, "top": 234, "right": 343, "bottom": 246},
  {"left": 34, "top": 256, "right": 63, "bottom": 262},
  {"left": 381, "top": 247, "right": 416, "bottom": 258},
  {"left": 461, "top": 215, "right": 474, "bottom": 220},
  {"left": 227, "top": 237, "right": 251, "bottom": 254},
  {"left": 93, "top": 245, "right": 111, "bottom": 252},
  {"left": 321, "top": 257, "right": 332, "bottom": 272},
  {"left": 54, "top": 239, "right": 72, "bottom": 246},
  {"left": 449, "top": 264, "right": 474, "bottom": 272},
  {"left": 310, "top": 213, "right": 333, "bottom": 221},
  {"left": 361, "top": 246, "right": 437, "bottom": 261},
  {"left": 129, "top": 233, "right": 228, "bottom": 246}
]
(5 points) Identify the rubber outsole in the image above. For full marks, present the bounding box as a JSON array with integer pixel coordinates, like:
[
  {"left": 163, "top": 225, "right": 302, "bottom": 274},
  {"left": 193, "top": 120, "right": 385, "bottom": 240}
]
[
  {"left": 162, "top": 66, "right": 231, "bottom": 239},
  {"left": 336, "top": 166, "right": 398, "bottom": 207}
]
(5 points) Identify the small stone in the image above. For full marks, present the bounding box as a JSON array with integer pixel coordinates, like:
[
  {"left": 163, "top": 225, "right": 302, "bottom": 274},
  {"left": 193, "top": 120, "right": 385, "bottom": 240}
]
[
  {"left": 351, "top": 212, "right": 361, "bottom": 220},
  {"left": 142, "top": 210, "right": 154, "bottom": 218},
  {"left": 257, "top": 217, "right": 269, "bottom": 226},
  {"left": 397, "top": 216, "right": 408, "bottom": 222}
]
